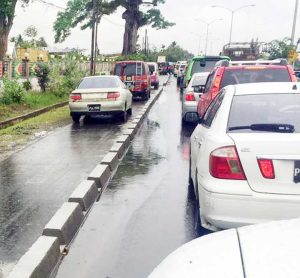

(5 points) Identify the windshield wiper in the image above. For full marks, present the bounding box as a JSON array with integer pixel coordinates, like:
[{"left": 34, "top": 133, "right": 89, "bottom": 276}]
[{"left": 228, "top": 123, "right": 295, "bottom": 133}]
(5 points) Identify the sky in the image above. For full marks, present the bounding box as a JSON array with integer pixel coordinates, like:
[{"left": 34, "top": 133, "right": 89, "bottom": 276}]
[{"left": 10, "top": 0, "right": 300, "bottom": 56}]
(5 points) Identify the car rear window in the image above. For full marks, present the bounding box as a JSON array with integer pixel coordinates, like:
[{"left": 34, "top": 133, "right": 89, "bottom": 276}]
[
  {"left": 191, "top": 60, "right": 219, "bottom": 75},
  {"left": 114, "top": 63, "right": 145, "bottom": 76},
  {"left": 78, "top": 77, "right": 119, "bottom": 89},
  {"left": 221, "top": 68, "right": 291, "bottom": 88},
  {"left": 228, "top": 94, "right": 300, "bottom": 133},
  {"left": 191, "top": 75, "right": 208, "bottom": 87},
  {"left": 148, "top": 65, "right": 155, "bottom": 72}
]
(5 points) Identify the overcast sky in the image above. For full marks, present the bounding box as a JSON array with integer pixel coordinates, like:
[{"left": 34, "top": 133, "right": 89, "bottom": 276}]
[{"left": 10, "top": 0, "right": 299, "bottom": 55}]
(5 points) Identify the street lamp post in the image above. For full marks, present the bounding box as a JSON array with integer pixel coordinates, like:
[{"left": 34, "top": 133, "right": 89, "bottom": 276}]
[
  {"left": 291, "top": 0, "right": 299, "bottom": 45},
  {"left": 212, "top": 4, "right": 255, "bottom": 46},
  {"left": 196, "top": 19, "right": 223, "bottom": 55}
]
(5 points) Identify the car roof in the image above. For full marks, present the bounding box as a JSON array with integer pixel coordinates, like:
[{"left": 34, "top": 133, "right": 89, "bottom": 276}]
[
  {"left": 229, "top": 82, "right": 300, "bottom": 96},
  {"left": 83, "top": 75, "right": 117, "bottom": 79},
  {"left": 115, "top": 60, "right": 145, "bottom": 64},
  {"left": 192, "top": 55, "right": 230, "bottom": 61},
  {"left": 191, "top": 72, "right": 210, "bottom": 77}
]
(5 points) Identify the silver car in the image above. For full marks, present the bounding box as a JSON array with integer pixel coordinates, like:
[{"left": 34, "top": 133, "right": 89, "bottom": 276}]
[
  {"left": 182, "top": 72, "right": 209, "bottom": 123},
  {"left": 69, "top": 75, "right": 133, "bottom": 123}
]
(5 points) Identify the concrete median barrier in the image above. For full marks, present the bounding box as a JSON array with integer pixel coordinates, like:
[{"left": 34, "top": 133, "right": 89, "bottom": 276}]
[
  {"left": 122, "top": 128, "right": 135, "bottom": 140},
  {"left": 110, "top": 142, "right": 126, "bottom": 158},
  {"left": 88, "top": 164, "right": 111, "bottom": 188},
  {"left": 43, "top": 202, "right": 84, "bottom": 245},
  {"left": 68, "top": 180, "right": 98, "bottom": 212},
  {"left": 8, "top": 236, "right": 60, "bottom": 278},
  {"left": 101, "top": 152, "right": 119, "bottom": 171},
  {"left": 116, "top": 134, "right": 131, "bottom": 149}
]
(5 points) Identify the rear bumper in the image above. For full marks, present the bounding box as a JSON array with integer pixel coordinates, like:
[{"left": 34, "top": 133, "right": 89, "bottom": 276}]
[
  {"left": 182, "top": 101, "right": 198, "bottom": 122},
  {"left": 198, "top": 184, "right": 300, "bottom": 231},
  {"left": 131, "top": 90, "right": 148, "bottom": 97},
  {"left": 69, "top": 100, "right": 125, "bottom": 114}
]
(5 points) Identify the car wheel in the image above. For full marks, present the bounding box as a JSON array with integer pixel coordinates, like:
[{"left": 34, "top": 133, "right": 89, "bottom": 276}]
[
  {"left": 120, "top": 105, "right": 127, "bottom": 122},
  {"left": 128, "top": 107, "right": 132, "bottom": 116},
  {"left": 72, "top": 114, "right": 81, "bottom": 123}
]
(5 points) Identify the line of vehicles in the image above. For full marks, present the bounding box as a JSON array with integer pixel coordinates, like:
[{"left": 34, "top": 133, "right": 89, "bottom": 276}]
[{"left": 69, "top": 60, "right": 160, "bottom": 123}]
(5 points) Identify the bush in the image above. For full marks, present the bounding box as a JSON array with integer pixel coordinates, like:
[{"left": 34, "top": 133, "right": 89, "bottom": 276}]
[
  {"left": 35, "top": 62, "right": 50, "bottom": 92},
  {"left": 23, "top": 81, "right": 32, "bottom": 91},
  {"left": 1, "top": 78, "right": 24, "bottom": 105}
]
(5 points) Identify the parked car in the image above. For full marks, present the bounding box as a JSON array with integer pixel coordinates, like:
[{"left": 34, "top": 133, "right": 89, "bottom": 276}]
[
  {"left": 69, "top": 75, "right": 133, "bottom": 123},
  {"left": 190, "top": 82, "right": 300, "bottom": 231},
  {"left": 198, "top": 59, "right": 297, "bottom": 118},
  {"left": 149, "top": 217, "right": 300, "bottom": 278},
  {"left": 182, "top": 72, "right": 209, "bottom": 123},
  {"left": 183, "top": 55, "right": 230, "bottom": 88},
  {"left": 113, "top": 60, "right": 151, "bottom": 100},
  {"left": 147, "top": 62, "right": 159, "bottom": 89}
]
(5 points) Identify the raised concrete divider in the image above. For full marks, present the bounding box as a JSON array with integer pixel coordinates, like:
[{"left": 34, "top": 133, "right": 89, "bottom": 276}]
[
  {"left": 101, "top": 151, "right": 119, "bottom": 171},
  {"left": 88, "top": 164, "right": 111, "bottom": 188},
  {"left": 43, "top": 202, "right": 84, "bottom": 245},
  {"left": 8, "top": 236, "right": 60, "bottom": 278},
  {"left": 68, "top": 180, "right": 98, "bottom": 212},
  {"left": 9, "top": 81, "right": 167, "bottom": 278}
]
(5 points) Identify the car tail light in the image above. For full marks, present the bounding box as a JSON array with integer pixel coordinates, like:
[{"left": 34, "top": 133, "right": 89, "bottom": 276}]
[
  {"left": 257, "top": 159, "right": 275, "bottom": 179},
  {"left": 107, "top": 92, "right": 120, "bottom": 99},
  {"left": 210, "top": 146, "right": 246, "bottom": 180},
  {"left": 211, "top": 68, "right": 224, "bottom": 99},
  {"left": 70, "top": 93, "right": 81, "bottom": 101},
  {"left": 185, "top": 92, "right": 196, "bottom": 101},
  {"left": 287, "top": 66, "right": 297, "bottom": 82}
]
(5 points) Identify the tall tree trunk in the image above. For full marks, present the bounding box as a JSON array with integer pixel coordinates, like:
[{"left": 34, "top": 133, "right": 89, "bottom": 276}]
[
  {"left": 122, "top": 9, "right": 140, "bottom": 55},
  {"left": 0, "top": 23, "right": 12, "bottom": 61}
]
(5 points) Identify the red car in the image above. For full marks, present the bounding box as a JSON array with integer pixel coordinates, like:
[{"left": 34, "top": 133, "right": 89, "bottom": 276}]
[
  {"left": 198, "top": 59, "right": 297, "bottom": 118},
  {"left": 113, "top": 61, "right": 151, "bottom": 100}
]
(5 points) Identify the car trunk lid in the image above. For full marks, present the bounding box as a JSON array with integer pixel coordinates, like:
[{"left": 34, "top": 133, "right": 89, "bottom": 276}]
[{"left": 229, "top": 133, "right": 300, "bottom": 195}]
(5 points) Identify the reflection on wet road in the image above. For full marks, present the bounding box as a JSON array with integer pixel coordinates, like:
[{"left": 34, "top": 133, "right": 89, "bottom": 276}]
[
  {"left": 56, "top": 78, "right": 210, "bottom": 278},
  {"left": 0, "top": 92, "right": 154, "bottom": 277}
]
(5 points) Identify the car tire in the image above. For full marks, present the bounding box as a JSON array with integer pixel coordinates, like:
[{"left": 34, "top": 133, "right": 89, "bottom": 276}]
[
  {"left": 72, "top": 114, "right": 81, "bottom": 123},
  {"left": 128, "top": 107, "right": 132, "bottom": 116}
]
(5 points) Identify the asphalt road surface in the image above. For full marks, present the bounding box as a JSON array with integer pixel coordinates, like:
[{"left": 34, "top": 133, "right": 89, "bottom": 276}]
[
  {"left": 0, "top": 83, "right": 163, "bottom": 277},
  {"left": 55, "top": 77, "right": 210, "bottom": 278}
]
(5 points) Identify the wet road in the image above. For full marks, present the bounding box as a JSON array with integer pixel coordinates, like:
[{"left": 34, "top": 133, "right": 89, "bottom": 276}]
[
  {"left": 56, "top": 77, "right": 210, "bottom": 278},
  {"left": 0, "top": 84, "right": 162, "bottom": 277}
]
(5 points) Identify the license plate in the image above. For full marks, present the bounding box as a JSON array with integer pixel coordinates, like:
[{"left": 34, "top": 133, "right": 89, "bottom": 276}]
[
  {"left": 294, "top": 160, "right": 300, "bottom": 183},
  {"left": 88, "top": 105, "right": 100, "bottom": 112},
  {"left": 126, "top": 82, "right": 134, "bottom": 89}
]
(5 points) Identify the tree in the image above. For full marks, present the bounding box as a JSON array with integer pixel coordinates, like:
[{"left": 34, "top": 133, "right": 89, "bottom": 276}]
[
  {"left": 160, "top": 42, "right": 193, "bottom": 62},
  {"left": 36, "top": 37, "right": 48, "bottom": 47},
  {"left": 265, "top": 38, "right": 295, "bottom": 59},
  {"left": 53, "top": 0, "right": 174, "bottom": 55},
  {"left": 11, "top": 26, "right": 48, "bottom": 48},
  {"left": 0, "top": 0, "right": 29, "bottom": 60}
]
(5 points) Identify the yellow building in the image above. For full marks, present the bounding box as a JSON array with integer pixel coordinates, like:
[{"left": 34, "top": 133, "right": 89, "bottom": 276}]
[{"left": 16, "top": 48, "right": 49, "bottom": 62}]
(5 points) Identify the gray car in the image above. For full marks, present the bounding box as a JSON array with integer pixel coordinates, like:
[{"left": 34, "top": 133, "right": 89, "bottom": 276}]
[{"left": 182, "top": 72, "right": 209, "bottom": 123}]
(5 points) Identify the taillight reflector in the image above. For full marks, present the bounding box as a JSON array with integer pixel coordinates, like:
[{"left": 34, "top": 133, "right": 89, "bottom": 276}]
[
  {"left": 70, "top": 93, "right": 81, "bottom": 101},
  {"left": 107, "top": 92, "right": 120, "bottom": 99},
  {"left": 210, "top": 146, "right": 246, "bottom": 180},
  {"left": 185, "top": 92, "right": 196, "bottom": 101},
  {"left": 258, "top": 159, "right": 275, "bottom": 179}
]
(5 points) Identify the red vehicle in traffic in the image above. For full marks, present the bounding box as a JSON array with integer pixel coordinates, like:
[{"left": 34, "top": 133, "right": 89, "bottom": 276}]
[
  {"left": 113, "top": 61, "right": 151, "bottom": 100},
  {"left": 198, "top": 59, "right": 297, "bottom": 118}
]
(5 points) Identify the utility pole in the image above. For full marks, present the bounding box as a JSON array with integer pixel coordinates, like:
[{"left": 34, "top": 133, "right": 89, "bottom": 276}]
[
  {"left": 291, "top": 0, "right": 299, "bottom": 45},
  {"left": 90, "top": 0, "right": 97, "bottom": 75}
]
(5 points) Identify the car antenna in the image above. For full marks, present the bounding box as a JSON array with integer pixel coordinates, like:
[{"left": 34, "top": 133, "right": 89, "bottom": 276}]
[{"left": 292, "top": 84, "right": 298, "bottom": 90}]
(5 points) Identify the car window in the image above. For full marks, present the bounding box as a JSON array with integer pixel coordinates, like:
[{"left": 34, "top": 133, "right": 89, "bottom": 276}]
[
  {"left": 148, "top": 65, "right": 155, "bottom": 72},
  {"left": 78, "top": 77, "right": 119, "bottom": 89},
  {"left": 191, "top": 60, "right": 219, "bottom": 75},
  {"left": 191, "top": 75, "right": 208, "bottom": 87},
  {"left": 114, "top": 63, "right": 145, "bottom": 76},
  {"left": 221, "top": 68, "right": 291, "bottom": 88},
  {"left": 202, "top": 91, "right": 225, "bottom": 127},
  {"left": 204, "top": 70, "right": 216, "bottom": 94},
  {"left": 228, "top": 94, "right": 300, "bottom": 133}
]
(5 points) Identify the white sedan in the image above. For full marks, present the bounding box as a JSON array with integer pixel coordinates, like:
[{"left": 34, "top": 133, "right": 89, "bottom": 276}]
[
  {"left": 190, "top": 82, "right": 300, "bottom": 231},
  {"left": 69, "top": 75, "right": 133, "bottom": 123}
]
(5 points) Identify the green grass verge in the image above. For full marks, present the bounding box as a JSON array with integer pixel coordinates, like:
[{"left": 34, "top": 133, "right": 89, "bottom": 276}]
[
  {"left": 0, "top": 92, "right": 69, "bottom": 122},
  {"left": 0, "top": 106, "right": 71, "bottom": 160}
]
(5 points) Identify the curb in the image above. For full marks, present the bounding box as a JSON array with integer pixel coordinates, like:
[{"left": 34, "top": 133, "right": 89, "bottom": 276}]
[
  {"left": 9, "top": 81, "right": 166, "bottom": 277},
  {"left": 0, "top": 101, "right": 68, "bottom": 130}
]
